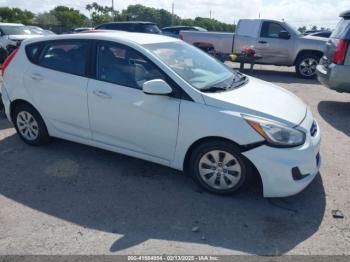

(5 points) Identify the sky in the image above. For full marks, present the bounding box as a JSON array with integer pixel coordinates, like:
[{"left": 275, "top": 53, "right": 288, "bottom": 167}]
[{"left": 0, "top": 0, "right": 348, "bottom": 29}]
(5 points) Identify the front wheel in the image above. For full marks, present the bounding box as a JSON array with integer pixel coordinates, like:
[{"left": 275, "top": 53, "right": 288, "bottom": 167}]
[
  {"left": 295, "top": 53, "right": 321, "bottom": 79},
  {"left": 189, "top": 140, "right": 251, "bottom": 195}
]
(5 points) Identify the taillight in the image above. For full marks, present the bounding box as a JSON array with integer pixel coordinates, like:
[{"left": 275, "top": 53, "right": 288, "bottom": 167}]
[
  {"left": 1, "top": 48, "right": 19, "bottom": 77},
  {"left": 333, "top": 39, "right": 349, "bottom": 65}
]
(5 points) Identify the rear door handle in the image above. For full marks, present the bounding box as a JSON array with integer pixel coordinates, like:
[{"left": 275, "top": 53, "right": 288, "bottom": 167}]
[
  {"left": 258, "top": 40, "right": 267, "bottom": 44},
  {"left": 93, "top": 90, "right": 112, "bottom": 99},
  {"left": 31, "top": 73, "right": 43, "bottom": 80}
]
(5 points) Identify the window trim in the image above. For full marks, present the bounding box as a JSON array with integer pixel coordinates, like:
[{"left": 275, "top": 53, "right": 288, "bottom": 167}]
[
  {"left": 32, "top": 39, "right": 92, "bottom": 78},
  {"left": 260, "top": 21, "right": 289, "bottom": 39},
  {"left": 93, "top": 40, "right": 186, "bottom": 99}
]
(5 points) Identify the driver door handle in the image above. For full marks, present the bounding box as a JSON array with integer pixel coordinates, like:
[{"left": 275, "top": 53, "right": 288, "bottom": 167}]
[
  {"left": 31, "top": 73, "right": 43, "bottom": 80},
  {"left": 93, "top": 90, "right": 112, "bottom": 99}
]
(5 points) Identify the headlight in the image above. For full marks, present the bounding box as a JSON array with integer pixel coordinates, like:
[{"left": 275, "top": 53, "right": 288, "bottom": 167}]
[{"left": 243, "top": 115, "right": 305, "bottom": 147}]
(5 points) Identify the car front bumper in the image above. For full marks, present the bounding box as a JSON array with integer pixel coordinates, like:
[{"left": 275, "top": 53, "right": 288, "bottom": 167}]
[
  {"left": 316, "top": 63, "right": 350, "bottom": 93},
  {"left": 243, "top": 110, "right": 321, "bottom": 197}
]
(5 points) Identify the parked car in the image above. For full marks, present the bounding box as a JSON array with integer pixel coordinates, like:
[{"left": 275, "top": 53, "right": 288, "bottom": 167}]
[
  {"left": 95, "top": 21, "right": 161, "bottom": 34},
  {"left": 65, "top": 28, "right": 94, "bottom": 34},
  {"left": 308, "top": 31, "right": 332, "bottom": 38},
  {"left": 27, "top": 26, "right": 55, "bottom": 35},
  {"left": 1, "top": 32, "right": 321, "bottom": 197},
  {"left": 180, "top": 19, "right": 327, "bottom": 78},
  {"left": 0, "top": 23, "right": 44, "bottom": 60},
  {"left": 162, "top": 26, "right": 207, "bottom": 38},
  {"left": 316, "top": 11, "right": 350, "bottom": 93}
]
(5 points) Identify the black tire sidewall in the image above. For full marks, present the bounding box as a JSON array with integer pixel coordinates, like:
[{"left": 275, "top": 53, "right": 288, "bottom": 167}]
[
  {"left": 295, "top": 53, "right": 321, "bottom": 79},
  {"left": 13, "top": 104, "right": 50, "bottom": 146},
  {"left": 189, "top": 141, "right": 249, "bottom": 195}
]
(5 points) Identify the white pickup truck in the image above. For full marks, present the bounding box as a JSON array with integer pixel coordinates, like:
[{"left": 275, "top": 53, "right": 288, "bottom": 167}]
[{"left": 180, "top": 19, "right": 328, "bottom": 78}]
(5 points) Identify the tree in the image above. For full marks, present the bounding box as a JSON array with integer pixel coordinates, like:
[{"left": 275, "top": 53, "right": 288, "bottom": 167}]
[
  {"left": 49, "top": 6, "right": 87, "bottom": 28},
  {"left": 35, "top": 12, "right": 59, "bottom": 26},
  {"left": 86, "top": 2, "right": 115, "bottom": 26},
  {"left": 298, "top": 26, "right": 306, "bottom": 34},
  {"left": 311, "top": 25, "right": 318, "bottom": 31},
  {"left": 0, "top": 7, "right": 35, "bottom": 24}
]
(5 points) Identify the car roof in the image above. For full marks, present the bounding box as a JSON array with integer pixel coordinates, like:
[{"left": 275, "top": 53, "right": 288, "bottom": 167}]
[
  {"left": 162, "top": 26, "right": 193, "bottom": 29},
  {"left": 23, "top": 31, "right": 180, "bottom": 45},
  {"left": 0, "top": 23, "right": 24, "bottom": 26},
  {"left": 99, "top": 21, "right": 156, "bottom": 25}
]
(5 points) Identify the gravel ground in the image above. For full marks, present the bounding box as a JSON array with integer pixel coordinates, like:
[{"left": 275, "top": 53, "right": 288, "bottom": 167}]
[{"left": 0, "top": 64, "right": 349, "bottom": 255}]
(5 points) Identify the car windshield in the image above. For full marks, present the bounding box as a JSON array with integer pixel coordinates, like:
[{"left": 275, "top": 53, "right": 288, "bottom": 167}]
[
  {"left": 1, "top": 25, "right": 33, "bottom": 35},
  {"left": 144, "top": 24, "right": 162, "bottom": 34},
  {"left": 143, "top": 41, "right": 241, "bottom": 91}
]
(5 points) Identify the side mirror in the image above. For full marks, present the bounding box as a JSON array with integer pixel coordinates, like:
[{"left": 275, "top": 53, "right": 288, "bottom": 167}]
[
  {"left": 279, "top": 30, "right": 291, "bottom": 39},
  {"left": 142, "top": 79, "right": 173, "bottom": 95}
]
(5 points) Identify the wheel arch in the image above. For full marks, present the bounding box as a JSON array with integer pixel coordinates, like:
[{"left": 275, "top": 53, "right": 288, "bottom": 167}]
[
  {"left": 294, "top": 49, "right": 323, "bottom": 65},
  {"left": 183, "top": 136, "right": 261, "bottom": 173},
  {"left": 10, "top": 99, "right": 41, "bottom": 123}
]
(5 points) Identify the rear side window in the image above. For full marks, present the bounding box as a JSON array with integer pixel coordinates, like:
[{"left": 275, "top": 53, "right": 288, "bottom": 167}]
[
  {"left": 38, "top": 41, "right": 89, "bottom": 76},
  {"left": 25, "top": 43, "right": 41, "bottom": 63},
  {"left": 331, "top": 19, "right": 350, "bottom": 39}
]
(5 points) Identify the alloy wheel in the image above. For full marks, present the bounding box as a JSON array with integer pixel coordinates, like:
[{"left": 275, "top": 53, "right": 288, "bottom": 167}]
[{"left": 299, "top": 58, "right": 318, "bottom": 77}]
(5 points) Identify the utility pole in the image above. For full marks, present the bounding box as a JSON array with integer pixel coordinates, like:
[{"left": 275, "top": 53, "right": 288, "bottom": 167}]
[
  {"left": 171, "top": 2, "right": 174, "bottom": 26},
  {"left": 210, "top": 9, "right": 212, "bottom": 19},
  {"left": 112, "top": 0, "right": 115, "bottom": 21}
]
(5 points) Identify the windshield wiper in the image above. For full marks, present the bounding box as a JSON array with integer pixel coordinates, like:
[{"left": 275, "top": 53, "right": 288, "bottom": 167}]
[{"left": 200, "top": 86, "right": 228, "bottom": 93}]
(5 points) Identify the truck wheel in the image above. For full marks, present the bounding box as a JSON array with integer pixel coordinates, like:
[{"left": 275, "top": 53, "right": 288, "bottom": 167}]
[{"left": 295, "top": 53, "right": 321, "bottom": 79}]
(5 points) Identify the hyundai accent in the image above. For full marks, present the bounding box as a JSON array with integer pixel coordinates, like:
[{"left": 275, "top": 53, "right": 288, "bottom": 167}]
[{"left": 0, "top": 32, "right": 321, "bottom": 197}]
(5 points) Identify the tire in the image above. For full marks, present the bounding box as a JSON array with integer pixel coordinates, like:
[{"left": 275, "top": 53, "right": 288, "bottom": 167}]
[
  {"left": 295, "top": 53, "right": 321, "bottom": 79},
  {"left": 13, "top": 103, "right": 50, "bottom": 146},
  {"left": 0, "top": 94, "right": 5, "bottom": 118},
  {"left": 188, "top": 140, "right": 252, "bottom": 195}
]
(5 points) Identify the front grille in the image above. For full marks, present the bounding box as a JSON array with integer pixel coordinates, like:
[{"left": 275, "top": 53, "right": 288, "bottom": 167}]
[{"left": 310, "top": 120, "right": 318, "bottom": 137}]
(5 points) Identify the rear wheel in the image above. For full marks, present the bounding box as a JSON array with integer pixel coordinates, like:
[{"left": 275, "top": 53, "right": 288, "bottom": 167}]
[
  {"left": 189, "top": 140, "right": 251, "bottom": 195},
  {"left": 295, "top": 53, "right": 321, "bottom": 78},
  {"left": 13, "top": 104, "right": 50, "bottom": 146}
]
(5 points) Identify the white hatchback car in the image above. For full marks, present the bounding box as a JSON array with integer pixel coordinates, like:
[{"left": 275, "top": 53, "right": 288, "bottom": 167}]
[{"left": 1, "top": 32, "right": 321, "bottom": 197}]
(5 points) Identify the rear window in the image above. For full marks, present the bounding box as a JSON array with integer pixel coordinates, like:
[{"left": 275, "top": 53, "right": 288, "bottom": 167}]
[
  {"left": 331, "top": 18, "right": 350, "bottom": 39},
  {"left": 38, "top": 41, "right": 89, "bottom": 76}
]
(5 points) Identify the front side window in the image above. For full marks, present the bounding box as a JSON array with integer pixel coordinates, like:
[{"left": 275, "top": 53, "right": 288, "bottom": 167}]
[
  {"left": 96, "top": 42, "right": 166, "bottom": 89},
  {"left": 144, "top": 41, "right": 236, "bottom": 90},
  {"left": 261, "top": 22, "right": 286, "bottom": 38},
  {"left": 38, "top": 41, "right": 89, "bottom": 76}
]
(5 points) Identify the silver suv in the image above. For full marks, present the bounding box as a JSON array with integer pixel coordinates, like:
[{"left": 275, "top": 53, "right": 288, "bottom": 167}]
[{"left": 317, "top": 11, "right": 350, "bottom": 92}]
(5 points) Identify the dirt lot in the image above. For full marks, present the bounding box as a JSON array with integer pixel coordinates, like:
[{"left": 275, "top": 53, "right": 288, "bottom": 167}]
[{"left": 0, "top": 64, "right": 349, "bottom": 255}]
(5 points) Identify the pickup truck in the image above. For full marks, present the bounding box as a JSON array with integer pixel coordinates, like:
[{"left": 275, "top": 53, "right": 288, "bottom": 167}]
[{"left": 180, "top": 19, "right": 327, "bottom": 78}]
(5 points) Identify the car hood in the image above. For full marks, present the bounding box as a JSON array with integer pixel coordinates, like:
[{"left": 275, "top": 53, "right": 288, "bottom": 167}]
[
  {"left": 7, "top": 35, "right": 43, "bottom": 41},
  {"left": 301, "top": 35, "right": 328, "bottom": 42},
  {"left": 202, "top": 76, "right": 307, "bottom": 126}
]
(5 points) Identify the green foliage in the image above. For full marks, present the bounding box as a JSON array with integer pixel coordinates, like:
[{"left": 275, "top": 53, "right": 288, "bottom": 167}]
[
  {"left": 35, "top": 12, "right": 59, "bottom": 26},
  {"left": 298, "top": 26, "right": 306, "bottom": 33},
  {"left": 0, "top": 7, "right": 35, "bottom": 24},
  {"left": 0, "top": 3, "right": 234, "bottom": 32},
  {"left": 86, "top": 2, "right": 116, "bottom": 26},
  {"left": 49, "top": 6, "right": 87, "bottom": 28}
]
